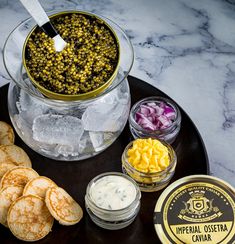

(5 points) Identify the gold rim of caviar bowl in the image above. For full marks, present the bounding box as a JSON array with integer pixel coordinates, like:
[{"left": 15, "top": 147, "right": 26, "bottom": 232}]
[{"left": 22, "top": 10, "right": 120, "bottom": 101}]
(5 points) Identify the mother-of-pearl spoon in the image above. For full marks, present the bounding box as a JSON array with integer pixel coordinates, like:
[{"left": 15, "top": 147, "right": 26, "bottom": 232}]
[{"left": 19, "top": 0, "right": 67, "bottom": 52}]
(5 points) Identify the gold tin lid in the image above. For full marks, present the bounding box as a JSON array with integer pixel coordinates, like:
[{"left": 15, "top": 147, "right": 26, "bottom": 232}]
[
  {"left": 154, "top": 175, "right": 235, "bottom": 244},
  {"left": 22, "top": 10, "right": 120, "bottom": 101}
]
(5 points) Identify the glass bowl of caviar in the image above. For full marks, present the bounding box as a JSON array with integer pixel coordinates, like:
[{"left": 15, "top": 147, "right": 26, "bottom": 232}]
[
  {"left": 23, "top": 10, "right": 120, "bottom": 101},
  {"left": 4, "top": 9, "right": 133, "bottom": 161},
  {"left": 129, "top": 97, "right": 181, "bottom": 144},
  {"left": 122, "top": 138, "right": 177, "bottom": 192}
]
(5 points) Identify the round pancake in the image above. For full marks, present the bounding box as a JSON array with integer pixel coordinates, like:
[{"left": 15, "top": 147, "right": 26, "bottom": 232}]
[
  {"left": 45, "top": 187, "right": 83, "bottom": 226},
  {"left": 0, "top": 145, "right": 31, "bottom": 167},
  {"left": 0, "top": 121, "right": 15, "bottom": 145},
  {"left": 0, "top": 166, "right": 39, "bottom": 189},
  {"left": 23, "top": 176, "right": 57, "bottom": 198},
  {"left": 0, "top": 162, "right": 15, "bottom": 181},
  {"left": 7, "top": 195, "right": 54, "bottom": 241},
  {"left": 0, "top": 185, "right": 23, "bottom": 227}
]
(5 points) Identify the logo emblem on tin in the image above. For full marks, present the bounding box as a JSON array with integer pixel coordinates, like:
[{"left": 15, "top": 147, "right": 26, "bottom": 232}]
[{"left": 178, "top": 190, "right": 222, "bottom": 222}]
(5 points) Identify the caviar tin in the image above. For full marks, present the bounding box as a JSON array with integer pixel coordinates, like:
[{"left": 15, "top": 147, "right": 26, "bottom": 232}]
[
  {"left": 22, "top": 10, "right": 120, "bottom": 101},
  {"left": 154, "top": 175, "right": 235, "bottom": 244}
]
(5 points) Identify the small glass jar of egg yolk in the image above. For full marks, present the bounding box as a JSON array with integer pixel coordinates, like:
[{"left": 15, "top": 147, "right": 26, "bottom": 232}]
[{"left": 122, "top": 138, "right": 177, "bottom": 192}]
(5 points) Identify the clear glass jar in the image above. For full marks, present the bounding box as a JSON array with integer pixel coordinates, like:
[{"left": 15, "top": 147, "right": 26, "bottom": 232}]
[
  {"left": 129, "top": 96, "right": 181, "bottom": 144},
  {"left": 122, "top": 140, "right": 177, "bottom": 192},
  {"left": 3, "top": 10, "right": 134, "bottom": 161},
  {"left": 85, "top": 172, "right": 141, "bottom": 230}
]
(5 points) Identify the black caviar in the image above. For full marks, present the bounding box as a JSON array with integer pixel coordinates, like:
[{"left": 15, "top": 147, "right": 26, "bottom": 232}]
[{"left": 25, "top": 13, "right": 119, "bottom": 95}]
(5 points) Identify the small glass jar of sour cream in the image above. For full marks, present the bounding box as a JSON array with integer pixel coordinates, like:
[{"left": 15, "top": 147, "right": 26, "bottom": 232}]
[{"left": 85, "top": 172, "right": 141, "bottom": 230}]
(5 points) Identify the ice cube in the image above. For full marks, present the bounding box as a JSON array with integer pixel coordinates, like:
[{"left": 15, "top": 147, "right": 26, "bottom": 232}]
[
  {"left": 98, "top": 89, "right": 117, "bottom": 105},
  {"left": 55, "top": 145, "right": 79, "bottom": 157},
  {"left": 32, "top": 114, "right": 84, "bottom": 146},
  {"left": 16, "top": 90, "right": 49, "bottom": 124},
  {"left": 116, "top": 79, "right": 130, "bottom": 105},
  {"left": 98, "top": 86, "right": 129, "bottom": 106},
  {"left": 89, "top": 132, "right": 114, "bottom": 152},
  {"left": 77, "top": 131, "right": 91, "bottom": 153},
  {"left": 14, "top": 114, "right": 35, "bottom": 146},
  {"left": 82, "top": 103, "right": 126, "bottom": 132},
  {"left": 16, "top": 89, "right": 46, "bottom": 112}
]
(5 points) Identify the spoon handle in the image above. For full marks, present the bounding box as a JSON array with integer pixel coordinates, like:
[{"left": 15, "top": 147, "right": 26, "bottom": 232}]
[
  {"left": 19, "top": 0, "right": 49, "bottom": 26},
  {"left": 19, "top": 0, "right": 57, "bottom": 38}
]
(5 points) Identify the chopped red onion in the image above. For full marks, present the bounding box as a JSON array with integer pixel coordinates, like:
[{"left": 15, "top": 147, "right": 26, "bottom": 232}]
[
  {"left": 135, "top": 112, "right": 146, "bottom": 122},
  {"left": 139, "top": 104, "right": 155, "bottom": 115},
  {"left": 165, "top": 112, "right": 176, "bottom": 120},
  {"left": 158, "top": 115, "right": 171, "bottom": 127},
  {"left": 138, "top": 117, "right": 156, "bottom": 130},
  {"left": 134, "top": 100, "right": 176, "bottom": 131}
]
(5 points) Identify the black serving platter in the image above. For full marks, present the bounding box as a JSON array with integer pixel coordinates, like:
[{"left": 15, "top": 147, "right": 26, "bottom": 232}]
[{"left": 0, "top": 76, "right": 209, "bottom": 244}]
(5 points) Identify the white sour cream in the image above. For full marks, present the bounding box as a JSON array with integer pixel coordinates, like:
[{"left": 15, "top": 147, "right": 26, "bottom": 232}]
[{"left": 90, "top": 175, "right": 137, "bottom": 210}]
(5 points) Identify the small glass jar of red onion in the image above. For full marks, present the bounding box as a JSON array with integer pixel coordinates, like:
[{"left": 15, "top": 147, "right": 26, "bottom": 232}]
[{"left": 129, "top": 96, "right": 181, "bottom": 144}]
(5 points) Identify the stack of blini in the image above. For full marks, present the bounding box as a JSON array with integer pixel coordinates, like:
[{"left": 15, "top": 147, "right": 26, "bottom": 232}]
[{"left": 0, "top": 121, "right": 83, "bottom": 241}]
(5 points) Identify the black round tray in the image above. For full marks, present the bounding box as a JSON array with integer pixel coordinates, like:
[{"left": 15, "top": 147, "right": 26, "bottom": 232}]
[{"left": 0, "top": 76, "right": 209, "bottom": 244}]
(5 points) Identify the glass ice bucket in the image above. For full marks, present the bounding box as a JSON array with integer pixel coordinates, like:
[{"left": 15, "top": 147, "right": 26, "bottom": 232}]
[{"left": 3, "top": 11, "right": 134, "bottom": 161}]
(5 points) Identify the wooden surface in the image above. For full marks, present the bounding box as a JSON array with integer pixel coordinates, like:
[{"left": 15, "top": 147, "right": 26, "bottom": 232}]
[{"left": 0, "top": 76, "right": 209, "bottom": 244}]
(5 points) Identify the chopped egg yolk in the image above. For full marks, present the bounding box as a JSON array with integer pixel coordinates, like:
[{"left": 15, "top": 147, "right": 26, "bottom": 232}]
[{"left": 127, "top": 138, "right": 170, "bottom": 173}]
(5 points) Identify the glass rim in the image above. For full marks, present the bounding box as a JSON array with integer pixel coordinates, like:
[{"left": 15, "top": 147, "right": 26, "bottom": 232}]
[
  {"left": 129, "top": 96, "right": 181, "bottom": 134},
  {"left": 3, "top": 9, "right": 134, "bottom": 104}
]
